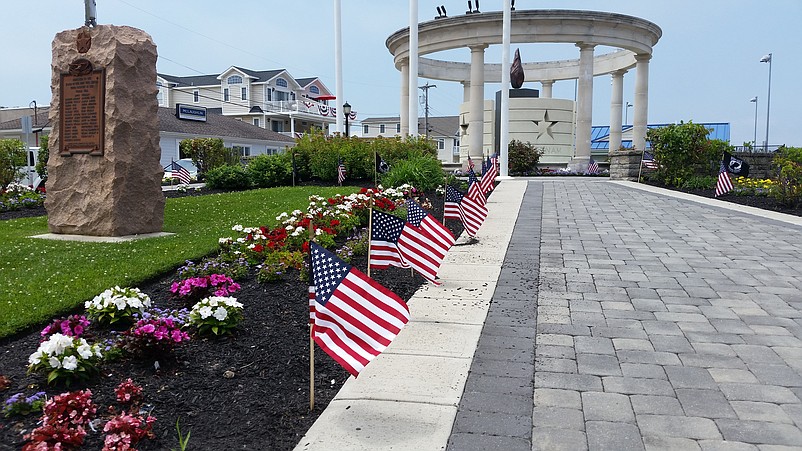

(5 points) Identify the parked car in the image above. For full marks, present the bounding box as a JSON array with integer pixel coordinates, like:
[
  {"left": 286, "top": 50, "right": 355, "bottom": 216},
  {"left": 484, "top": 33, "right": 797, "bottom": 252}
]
[
  {"left": 13, "top": 146, "right": 43, "bottom": 190},
  {"left": 163, "top": 158, "right": 199, "bottom": 181}
]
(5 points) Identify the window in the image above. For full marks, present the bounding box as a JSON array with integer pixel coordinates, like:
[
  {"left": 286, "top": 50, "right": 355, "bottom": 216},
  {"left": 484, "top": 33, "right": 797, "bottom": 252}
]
[
  {"left": 363, "top": 125, "right": 369, "bottom": 134},
  {"left": 310, "top": 86, "right": 320, "bottom": 95},
  {"left": 437, "top": 139, "right": 445, "bottom": 150},
  {"left": 227, "top": 75, "right": 243, "bottom": 84},
  {"left": 156, "top": 90, "right": 163, "bottom": 105},
  {"left": 276, "top": 78, "right": 288, "bottom": 88},
  {"left": 253, "top": 118, "right": 260, "bottom": 127},
  {"left": 232, "top": 145, "right": 251, "bottom": 157},
  {"left": 397, "top": 123, "right": 401, "bottom": 133},
  {"left": 266, "top": 88, "right": 272, "bottom": 102},
  {"left": 241, "top": 87, "right": 247, "bottom": 100},
  {"left": 380, "top": 124, "right": 385, "bottom": 134},
  {"left": 223, "top": 88, "right": 230, "bottom": 102},
  {"left": 193, "top": 90, "right": 199, "bottom": 102}
]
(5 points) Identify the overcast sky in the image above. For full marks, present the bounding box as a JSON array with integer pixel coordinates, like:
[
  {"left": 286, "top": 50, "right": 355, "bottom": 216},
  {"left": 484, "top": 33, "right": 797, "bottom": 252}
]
[{"left": 2, "top": 0, "right": 799, "bottom": 147}]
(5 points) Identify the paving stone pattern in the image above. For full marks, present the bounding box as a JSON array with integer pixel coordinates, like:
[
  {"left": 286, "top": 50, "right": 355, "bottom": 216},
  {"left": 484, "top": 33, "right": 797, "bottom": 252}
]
[{"left": 453, "top": 180, "right": 802, "bottom": 450}]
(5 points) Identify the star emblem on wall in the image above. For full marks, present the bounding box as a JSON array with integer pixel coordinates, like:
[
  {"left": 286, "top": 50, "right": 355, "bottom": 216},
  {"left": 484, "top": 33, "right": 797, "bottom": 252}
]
[{"left": 532, "top": 110, "right": 559, "bottom": 142}]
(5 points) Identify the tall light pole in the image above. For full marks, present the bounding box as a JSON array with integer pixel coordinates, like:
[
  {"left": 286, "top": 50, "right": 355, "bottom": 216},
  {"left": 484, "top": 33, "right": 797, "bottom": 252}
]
[
  {"left": 343, "top": 102, "right": 351, "bottom": 137},
  {"left": 760, "top": 53, "right": 772, "bottom": 150},
  {"left": 625, "top": 102, "right": 633, "bottom": 126},
  {"left": 749, "top": 96, "right": 758, "bottom": 148}
]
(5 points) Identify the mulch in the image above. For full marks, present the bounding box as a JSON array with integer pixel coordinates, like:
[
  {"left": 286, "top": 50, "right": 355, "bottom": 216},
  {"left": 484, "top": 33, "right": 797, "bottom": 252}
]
[{"left": 0, "top": 187, "right": 465, "bottom": 451}]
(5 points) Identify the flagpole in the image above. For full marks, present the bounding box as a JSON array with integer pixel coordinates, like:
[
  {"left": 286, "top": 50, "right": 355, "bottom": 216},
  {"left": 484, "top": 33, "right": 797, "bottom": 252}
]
[
  {"left": 638, "top": 149, "right": 646, "bottom": 182},
  {"left": 442, "top": 175, "right": 447, "bottom": 224},
  {"left": 374, "top": 152, "right": 377, "bottom": 188},
  {"left": 367, "top": 194, "right": 373, "bottom": 278},
  {"left": 308, "top": 220, "right": 315, "bottom": 411}
]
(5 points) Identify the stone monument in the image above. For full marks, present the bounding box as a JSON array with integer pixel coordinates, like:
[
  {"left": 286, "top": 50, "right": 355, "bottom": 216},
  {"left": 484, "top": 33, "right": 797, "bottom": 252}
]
[{"left": 45, "top": 25, "right": 164, "bottom": 236}]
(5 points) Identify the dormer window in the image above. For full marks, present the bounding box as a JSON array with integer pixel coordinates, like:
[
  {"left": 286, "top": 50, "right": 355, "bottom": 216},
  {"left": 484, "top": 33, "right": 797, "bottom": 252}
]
[
  {"left": 310, "top": 86, "right": 320, "bottom": 95},
  {"left": 227, "top": 75, "right": 243, "bottom": 84},
  {"left": 276, "top": 78, "right": 288, "bottom": 88}
]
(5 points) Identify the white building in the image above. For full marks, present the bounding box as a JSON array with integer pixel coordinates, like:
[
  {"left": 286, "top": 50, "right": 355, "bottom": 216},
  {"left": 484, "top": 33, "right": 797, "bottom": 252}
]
[
  {"left": 157, "top": 66, "right": 337, "bottom": 136},
  {"left": 360, "top": 115, "right": 461, "bottom": 163}
]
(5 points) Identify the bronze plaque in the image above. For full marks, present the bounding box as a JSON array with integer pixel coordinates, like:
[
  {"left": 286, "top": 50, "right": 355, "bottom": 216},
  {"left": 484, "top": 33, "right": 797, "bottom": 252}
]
[{"left": 59, "top": 61, "right": 105, "bottom": 156}]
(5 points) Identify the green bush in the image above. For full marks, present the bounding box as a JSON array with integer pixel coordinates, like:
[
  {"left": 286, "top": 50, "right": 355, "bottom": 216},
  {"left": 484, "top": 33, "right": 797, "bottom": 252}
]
[
  {"left": 770, "top": 146, "right": 802, "bottom": 206},
  {"left": 204, "top": 164, "right": 252, "bottom": 190},
  {"left": 646, "top": 122, "right": 721, "bottom": 186},
  {"left": 379, "top": 154, "right": 443, "bottom": 191},
  {"left": 678, "top": 175, "right": 716, "bottom": 190},
  {"left": 179, "top": 138, "right": 237, "bottom": 177},
  {"left": 247, "top": 154, "right": 293, "bottom": 188},
  {"left": 508, "top": 140, "right": 543, "bottom": 175},
  {"left": 0, "top": 139, "right": 26, "bottom": 190}
]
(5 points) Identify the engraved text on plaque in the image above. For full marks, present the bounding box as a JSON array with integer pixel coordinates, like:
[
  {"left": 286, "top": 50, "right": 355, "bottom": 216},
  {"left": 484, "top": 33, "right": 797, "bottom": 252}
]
[{"left": 59, "top": 59, "right": 105, "bottom": 156}]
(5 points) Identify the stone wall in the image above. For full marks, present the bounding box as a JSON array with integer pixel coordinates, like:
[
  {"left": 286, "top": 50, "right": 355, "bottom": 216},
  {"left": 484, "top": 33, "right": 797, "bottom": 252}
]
[
  {"left": 608, "top": 149, "right": 646, "bottom": 181},
  {"left": 734, "top": 152, "right": 774, "bottom": 179}
]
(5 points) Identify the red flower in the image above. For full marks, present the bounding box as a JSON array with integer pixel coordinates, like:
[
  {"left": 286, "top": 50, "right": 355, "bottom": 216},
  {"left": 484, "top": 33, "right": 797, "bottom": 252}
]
[
  {"left": 252, "top": 243, "right": 264, "bottom": 253},
  {"left": 330, "top": 219, "right": 340, "bottom": 227},
  {"left": 302, "top": 241, "right": 310, "bottom": 253}
]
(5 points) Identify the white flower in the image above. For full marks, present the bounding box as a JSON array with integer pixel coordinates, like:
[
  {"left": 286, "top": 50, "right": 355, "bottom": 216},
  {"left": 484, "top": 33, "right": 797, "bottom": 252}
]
[
  {"left": 276, "top": 212, "right": 288, "bottom": 221},
  {"left": 236, "top": 237, "right": 245, "bottom": 243},
  {"left": 62, "top": 355, "right": 78, "bottom": 371},
  {"left": 243, "top": 227, "right": 254, "bottom": 234},
  {"left": 198, "top": 306, "right": 213, "bottom": 319},
  {"left": 315, "top": 228, "right": 323, "bottom": 236},
  {"left": 219, "top": 237, "right": 232, "bottom": 244},
  {"left": 113, "top": 297, "right": 127, "bottom": 310},
  {"left": 129, "top": 298, "right": 142, "bottom": 309},
  {"left": 49, "top": 357, "right": 62, "bottom": 369},
  {"left": 208, "top": 298, "right": 219, "bottom": 307},
  {"left": 285, "top": 225, "right": 294, "bottom": 231},
  {"left": 292, "top": 209, "right": 303, "bottom": 216},
  {"left": 77, "top": 344, "right": 93, "bottom": 359},
  {"left": 213, "top": 307, "right": 228, "bottom": 321},
  {"left": 223, "top": 298, "right": 243, "bottom": 308},
  {"left": 248, "top": 244, "right": 256, "bottom": 250},
  {"left": 28, "top": 350, "right": 43, "bottom": 365},
  {"left": 94, "top": 346, "right": 103, "bottom": 358},
  {"left": 232, "top": 224, "right": 243, "bottom": 232}
]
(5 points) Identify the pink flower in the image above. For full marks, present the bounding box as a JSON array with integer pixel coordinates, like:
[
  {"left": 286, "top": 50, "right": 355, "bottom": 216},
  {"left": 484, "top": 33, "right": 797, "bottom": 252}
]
[{"left": 140, "top": 324, "right": 155, "bottom": 334}]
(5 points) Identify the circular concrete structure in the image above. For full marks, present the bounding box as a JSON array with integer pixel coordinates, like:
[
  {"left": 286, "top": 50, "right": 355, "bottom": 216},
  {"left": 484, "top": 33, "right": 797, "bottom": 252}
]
[{"left": 386, "top": 10, "right": 662, "bottom": 169}]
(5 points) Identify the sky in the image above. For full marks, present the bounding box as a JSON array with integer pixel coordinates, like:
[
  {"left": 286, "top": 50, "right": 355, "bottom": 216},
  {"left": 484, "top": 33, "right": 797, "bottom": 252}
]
[{"left": 2, "top": 0, "right": 800, "bottom": 147}]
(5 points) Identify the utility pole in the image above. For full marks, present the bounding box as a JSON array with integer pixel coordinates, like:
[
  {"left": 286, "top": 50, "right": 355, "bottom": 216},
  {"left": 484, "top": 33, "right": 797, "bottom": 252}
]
[{"left": 419, "top": 82, "right": 436, "bottom": 139}]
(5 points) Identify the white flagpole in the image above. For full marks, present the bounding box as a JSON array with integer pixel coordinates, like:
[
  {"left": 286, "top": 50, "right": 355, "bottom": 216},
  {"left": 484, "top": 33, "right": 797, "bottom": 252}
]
[
  {"left": 308, "top": 221, "right": 315, "bottom": 410},
  {"left": 367, "top": 196, "right": 373, "bottom": 278},
  {"left": 408, "top": 0, "right": 419, "bottom": 137},
  {"left": 334, "top": 0, "right": 344, "bottom": 134},
  {"left": 499, "top": 0, "right": 512, "bottom": 177}
]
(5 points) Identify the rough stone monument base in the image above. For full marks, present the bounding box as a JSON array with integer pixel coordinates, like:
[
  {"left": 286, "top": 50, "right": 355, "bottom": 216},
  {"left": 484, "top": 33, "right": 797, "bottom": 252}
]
[
  {"left": 45, "top": 25, "right": 164, "bottom": 237},
  {"left": 608, "top": 149, "right": 646, "bottom": 181}
]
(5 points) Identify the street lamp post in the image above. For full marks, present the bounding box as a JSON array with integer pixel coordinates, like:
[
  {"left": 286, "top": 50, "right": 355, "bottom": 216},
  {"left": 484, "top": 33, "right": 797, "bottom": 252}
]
[
  {"left": 760, "top": 53, "right": 772, "bottom": 151},
  {"left": 625, "top": 102, "right": 633, "bottom": 126},
  {"left": 749, "top": 96, "right": 758, "bottom": 149},
  {"left": 343, "top": 101, "right": 351, "bottom": 138}
]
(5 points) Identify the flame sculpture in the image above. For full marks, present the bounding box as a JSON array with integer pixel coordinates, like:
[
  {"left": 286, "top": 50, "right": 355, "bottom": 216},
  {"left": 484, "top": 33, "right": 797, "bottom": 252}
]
[{"left": 510, "top": 48, "right": 524, "bottom": 89}]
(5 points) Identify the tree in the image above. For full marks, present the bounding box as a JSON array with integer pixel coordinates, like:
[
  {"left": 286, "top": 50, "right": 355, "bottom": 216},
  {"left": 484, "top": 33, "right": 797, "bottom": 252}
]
[
  {"left": 178, "top": 138, "right": 236, "bottom": 177},
  {"left": 0, "top": 139, "right": 26, "bottom": 190},
  {"left": 646, "top": 121, "right": 719, "bottom": 186}
]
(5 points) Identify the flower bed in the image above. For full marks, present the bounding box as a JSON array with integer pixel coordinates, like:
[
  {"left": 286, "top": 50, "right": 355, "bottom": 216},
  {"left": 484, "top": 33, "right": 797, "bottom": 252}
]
[{"left": 0, "top": 186, "right": 465, "bottom": 449}]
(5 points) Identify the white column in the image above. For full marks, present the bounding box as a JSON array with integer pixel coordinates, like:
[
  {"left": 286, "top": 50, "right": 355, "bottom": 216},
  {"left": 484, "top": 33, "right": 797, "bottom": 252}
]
[
  {"left": 541, "top": 80, "right": 554, "bottom": 98},
  {"left": 333, "top": 0, "right": 344, "bottom": 134},
  {"left": 573, "top": 43, "right": 595, "bottom": 168},
  {"left": 468, "top": 45, "right": 487, "bottom": 162},
  {"left": 462, "top": 81, "right": 470, "bottom": 103},
  {"left": 633, "top": 54, "right": 651, "bottom": 151},
  {"left": 609, "top": 69, "right": 626, "bottom": 153},
  {"left": 400, "top": 60, "right": 410, "bottom": 136},
  {"left": 499, "top": 0, "right": 511, "bottom": 177},
  {"left": 408, "top": 0, "right": 419, "bottom": 137}
]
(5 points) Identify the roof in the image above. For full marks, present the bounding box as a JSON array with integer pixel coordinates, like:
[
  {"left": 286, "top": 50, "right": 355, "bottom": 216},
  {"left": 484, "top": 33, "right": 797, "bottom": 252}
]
[
  {"left": 0, "top": 110, "right": 52, "bottom": 131},
  {"left": 591, "top": 122, "right": 731, "bottom": 151},
  {"left": 295, "top": 77, "right": 318, "bottom": 87},
  {"left": 158, "top": 67, "right": 286, "bottom": 88},
  {"left": 361, "top": 116, "right": 460, "bottom": 137},
  {"left": 158, "top": 108, "right": 295, "bottom": 143}
]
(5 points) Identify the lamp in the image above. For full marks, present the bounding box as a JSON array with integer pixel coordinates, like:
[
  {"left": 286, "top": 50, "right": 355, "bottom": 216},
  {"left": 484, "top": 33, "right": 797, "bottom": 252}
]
[
  {"left": 759, "top": 53, "right": 772, "bottom": 151},
  {"left": 625, "top": 102, "right": 633, "bottom": 126},
  {"left": 343, "top": 101, "right": 351, "bottom": 137},
  {"left": 749, "top": 96, "right": 758, "bottom": 149}
]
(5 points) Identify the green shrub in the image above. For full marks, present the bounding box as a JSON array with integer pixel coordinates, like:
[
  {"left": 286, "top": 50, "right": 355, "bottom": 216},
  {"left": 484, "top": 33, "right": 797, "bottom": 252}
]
[
  {"left": 770, "top": 146, "right": 802, "bottom": 206},
  {"left": 646, "top": 122, "right": 721, "bottom": 186},
  {"left": 508, "top": 140, "right": 543, "bottom": 175},
  {"left": 379, "top": 154, "right": 443, "bottom": 191},
  {"left": 205, "top": 164, "right": 252, "bottom": 190},
  {"left": 679, "top": 175, "right": 716, "bottom": 190},
  {"left": 0, "top": 139, "right": 26, "bottom": 190},
  {"left": 36, "top": 135, "right": 49, "bottom": 183},
  {"left": 179, "top": 138, "right": 237, "bottom": 177},
  {"left": 247, "top": 153, "right": 293, "bottom": 188}
]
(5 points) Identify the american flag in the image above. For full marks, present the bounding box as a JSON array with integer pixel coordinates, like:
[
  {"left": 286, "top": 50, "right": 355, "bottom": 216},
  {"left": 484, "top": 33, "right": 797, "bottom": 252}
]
[
  {"left": 460, "top": 174, "right": 489, "bottom": 237},
  {"left": 309, "top": 242, "right": 410, "bottom": 377},
  {"left": 444, "top": 185, "right": 463, "bottom": 220},
  {"left": 308, "top": 286, "right": 316, "bottom": 325},
  {"left": 337, "top": 159, "right": 347, "bottom": 185},
  {"left": 468, "top": 170, "right": 486, "bottom": 206},
  {"left": 369, "top": 210, "right": 410, "bottom": 270},
  {"left": 467, "top": 155, "right": 475, "bottom": 171},
  {"left": 479, "top": 155, "right": 497, "bottom": 194},
  {"left": 587, "top": 159, "right": 599, "bottom": 174},
  {"left": 642, "top": 151, "right": 658, "bottom": 169},
  {"left": 404, "top": 199, "right": 455, "bottom": 284},
  {"left": 170, "top": 161, "right": 191, "bottom": 184},
  {"left": 715, "top": 162, "right": 733, "bottom": 197}
]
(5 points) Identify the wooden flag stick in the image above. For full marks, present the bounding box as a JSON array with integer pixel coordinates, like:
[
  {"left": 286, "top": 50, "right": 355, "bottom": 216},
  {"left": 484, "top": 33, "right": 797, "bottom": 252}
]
[
  {"left": 367, "top": 194, "right": 374, "bottom": 278},
  {"left": 637, "top": 148, "right": 645, "bottom": 182},
  {"left": 308, "top": 220, "right": 315, "bottom": 411}
]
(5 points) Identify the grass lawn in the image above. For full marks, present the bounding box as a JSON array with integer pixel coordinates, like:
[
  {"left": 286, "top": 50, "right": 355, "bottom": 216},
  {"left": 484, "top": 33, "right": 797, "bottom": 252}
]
[{"left": 0, "top": 186, "right": 354, "bottom": 338}]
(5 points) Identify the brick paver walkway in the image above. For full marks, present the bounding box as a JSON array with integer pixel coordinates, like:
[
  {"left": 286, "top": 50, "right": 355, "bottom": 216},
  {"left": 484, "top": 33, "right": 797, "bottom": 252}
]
[{"left": 452, "top": 179, "right": 802, "bottom": 450}]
